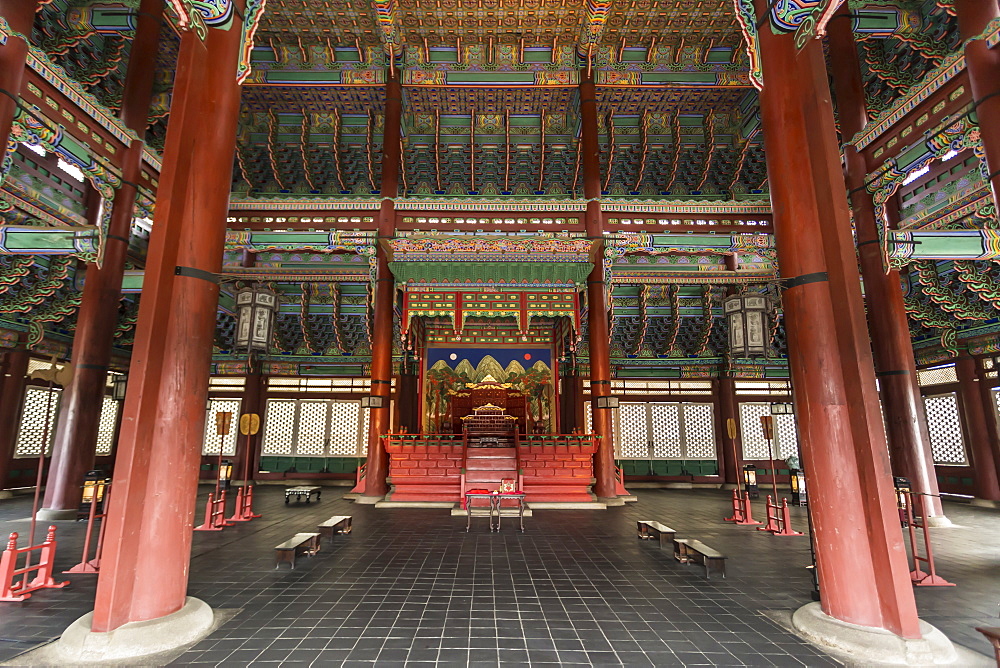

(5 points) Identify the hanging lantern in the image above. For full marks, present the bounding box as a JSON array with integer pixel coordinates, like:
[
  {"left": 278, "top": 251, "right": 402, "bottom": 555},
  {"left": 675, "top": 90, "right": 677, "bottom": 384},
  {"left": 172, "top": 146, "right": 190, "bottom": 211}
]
[
  {"left": 235, "top": 287, "right": 278, "bottom": 352},
  {"left": 724, "top": 294, "right": 769, "bottom": 358}
]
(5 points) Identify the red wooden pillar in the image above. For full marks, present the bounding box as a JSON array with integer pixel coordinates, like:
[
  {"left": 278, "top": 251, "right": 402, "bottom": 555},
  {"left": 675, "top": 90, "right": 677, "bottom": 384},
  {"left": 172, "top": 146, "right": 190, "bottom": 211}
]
[
  {"left": 975, "top": 360, "right": 1000, "bottom": 491},
  {"left": 827, "top": 9, "right": 948, "bottom": 524},
  {"left": 717, "top": 377, "right": 742, "bottom": 487},
  {"left": 956, "top": 355, "right": 1000, "bottom": 501},
  {"left": 755, "top": 2, "right": 920, "bottom": 638},
  {"left": 362, "top": 69, "right": 402, "bottom": 500},
  {"left": 0, "top": 1, "right": 38, "bottom": 167},
  {"left": 39, "top": 0, "right": 162, "bottom": 519},
  {"left": 234, "top": 368, "right": 264, "bottom": 481},
  {"left": 90, "top": 13, "right": 244, "bottom": 633},
  {"left": 579, "top": 69, "right": 616, "bottom": 500},
  {"left": 955, "top": 0, "right": 1000, "bottom": 212},
  {"left": 0, "top": 346, "right": 29, "bottom": 490}
]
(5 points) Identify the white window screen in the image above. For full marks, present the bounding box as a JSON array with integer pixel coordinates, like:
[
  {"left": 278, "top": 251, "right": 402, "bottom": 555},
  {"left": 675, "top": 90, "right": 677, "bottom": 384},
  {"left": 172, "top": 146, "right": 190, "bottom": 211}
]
[
  {"left": 616, "top": 402, "right": 716, "bottom": 460},
  {"left": 262, "top": 400, "right": 296, "bottom": 454},
  {"left": 95, "top": 396, "right": 119, "bottom": 456},
  {"left": 14, "top": 387, "right": 60, "bottom": 457},
  {"left": 585, "top": 401, "right": 593, "bottom": 434},
  {"left": 739, "top": 402, "right": 799, "bottom": 460},
  {"left": 993, "top": 389, "right": 1000, "bottom": 432},
  {"left": 923, "top": 393, "right": 967, "bottom": 464},
  {"left": 917, "top": 365, "right": 958, "bottom": 387},
  {"left": 650, "top": 404, "right": 681, "bottom": 457},
  {"left": 261, "top": 398, "right": 367, "bottom": 456},
  {"left": 683, "top": 404, "right": 717, "bottom": 458},
  {"left": 202, "top": 399, "right": 241, "bottom": 456}
]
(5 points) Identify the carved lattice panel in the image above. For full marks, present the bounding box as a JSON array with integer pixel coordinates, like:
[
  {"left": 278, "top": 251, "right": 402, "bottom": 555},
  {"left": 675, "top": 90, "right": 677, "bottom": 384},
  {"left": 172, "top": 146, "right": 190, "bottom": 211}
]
[
  {"left": 262, "top": 400, "right": 296, "bottom": 455},
  {"left": 738, "top": 402, "right": 771, "bottom": 459},
  {"left": 618, "top": 403, "right": 649, "bottom": 458},
  {"left": 360, "top": 406, "right": 370, "bottom": 456},
  {"left": 923, "top": 393, "right": 967, "bottom": 464},
  {"left": 774, "top": 414, "right": 799, "bottom": 460},
  {"left": 650, "top": 403, "right": 681, "bottom": 458},
  {"left": 297, "top": 401, "right": 330, "bottom": 455},
  {"left": 585, "top": 401, "right": 593, "bottom": 434},
  {"left": 14, "top": 387, "right": 60, "bottom": 457},
  {"left": 683, "top": 404, "right": 716, "bottom": 458},
  {"left": 328, "top": 401, "right": 361, "bottom": 455},
  {"left": 993, "top": 390, "right": 1000, "bottom": 430},
  {"left": 202, "top": 399, "right": 241, "bottom": 456},
  {"left": 95, "top": 396, "right": 119, "bottom": 456}
]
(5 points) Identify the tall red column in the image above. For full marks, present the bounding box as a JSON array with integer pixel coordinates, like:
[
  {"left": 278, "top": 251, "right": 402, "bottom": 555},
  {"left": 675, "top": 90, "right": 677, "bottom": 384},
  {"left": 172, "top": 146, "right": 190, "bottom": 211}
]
[
  {"left": 975, "top": 360, "right": 1000, "bottom": 492},
  {"left": 90, "top": 12, "right": 244, "bottom": 633},
  {"left": 717, "top": 377, "right": 742, "bottom": 487},
  {"left": 362, "top": 69, "right": 402, "bottom": 500},
  {"left": 955, "top": 0, "right": 1000, "bottom": 212},
  {"left": 0, "top": 1, "right": 38, "bottom": 168},
  {"left": 827, "top": 9, "right": 948, "bottom": 524},
  {"left": 39, "top": 0, "right": 163, "bottom": 520},
  {"left": 234, "top": 368, "right": 264, "bottom": 481},
  {"left": 755, "top": 2, "right": 920, "bottom": 638},
  {"left": 956, "top": 355, "right": 1000, "bottom": 501},
  {"left": 579, "top": 70, "right": 616, "bottom": 501},
  {"left": 0, "top": 345, "right": 29, "bottom": 490}
]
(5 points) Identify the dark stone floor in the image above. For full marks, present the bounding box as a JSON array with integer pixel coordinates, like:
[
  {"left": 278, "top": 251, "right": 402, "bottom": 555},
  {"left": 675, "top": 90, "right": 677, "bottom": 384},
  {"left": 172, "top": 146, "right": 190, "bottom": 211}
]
[{"left": 0, "top": 485, "right": 996, "bottom": 666}]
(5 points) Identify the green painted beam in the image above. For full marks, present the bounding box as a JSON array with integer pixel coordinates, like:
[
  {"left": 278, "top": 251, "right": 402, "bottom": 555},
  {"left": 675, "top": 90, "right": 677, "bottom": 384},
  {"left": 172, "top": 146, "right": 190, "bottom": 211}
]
[
  {"left": 888, "top": 230, "right": 1000, "bottom": 263},
  {"left": 0, "top": 226, "right": 98, "bottom": 257}
]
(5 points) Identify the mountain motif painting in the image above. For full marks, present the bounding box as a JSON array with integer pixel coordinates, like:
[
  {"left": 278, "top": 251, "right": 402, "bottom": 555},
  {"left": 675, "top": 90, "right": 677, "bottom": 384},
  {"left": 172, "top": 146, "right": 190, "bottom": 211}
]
[{"left": 423, "top": 348, "right": 553, "bottom": 433}]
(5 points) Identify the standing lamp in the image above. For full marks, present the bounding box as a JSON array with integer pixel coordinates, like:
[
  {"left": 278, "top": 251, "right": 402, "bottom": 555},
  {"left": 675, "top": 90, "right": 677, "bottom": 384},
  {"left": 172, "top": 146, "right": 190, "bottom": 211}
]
[
  {"left": 361, "top": 395, "right": 385, "bottom": 409},
  {"left": 743, "top": 464, "right": 759, "bottom": 499},
  {"left": 790, "top": 469, "right": 807, "bottom": 506},
  {"left": 218, "top": 459, "right": 233, "bottom": 491},
  {"left": 595, "top": 396, "right": 619, "bottom": 409},
  {"left": 112, "top": 373, "right": 128, "bottom": 401},
  {"left": 78, "top": 469, "right": 110, "bottom": 518}
]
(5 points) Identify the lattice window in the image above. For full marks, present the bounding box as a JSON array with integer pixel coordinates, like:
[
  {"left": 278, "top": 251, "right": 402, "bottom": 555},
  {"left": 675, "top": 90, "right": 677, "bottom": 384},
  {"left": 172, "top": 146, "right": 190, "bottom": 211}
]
[
  {"left": 774, "top": 414, "right": 799, "bottom": 460},
  {"left": 993, "top": 390, "right": 1000, "bottom": 432},
  {"left": 261, "top": 398, "right": 366, "bottom": 456},
  {"left": 917, "top": 365, "right": 958, "bottom": 387},
  {"left": 14, "top": 387, "right": 60, "bottom": 458},
  {"left": 262, "top": 400, "right": 296, "bottom": 455},
  {"left": 650, "top": 404, "right": 681, "bottom": 458},
  {"left": 683, "top": 404, "right": 716, "bottom": 458},
  {"left": 923, "top": 393, "right": 967, "bottom": 464},
  {"left": 297, "top": 401, "right": 330, "bottom": 455},
  {"left": 584, "top": 401, "right": 593, "bottom": 434},
  {"left": 739, "top": 403, "right": 772, "bottom": 459},
  {"left": 616, "top": 402, "right": 716, "bottom": 460},
  {"left": 328, "top": 401, "right": 361, "bottom": 455},
  {"left": 95, "top": 396, "right": 119, "bottom": 456},
  {"left": 202, "top": 399, "right": 241, "bottom": 456},
  {"left": 618, "top": 403, "right": 649, "bottom": 458}
]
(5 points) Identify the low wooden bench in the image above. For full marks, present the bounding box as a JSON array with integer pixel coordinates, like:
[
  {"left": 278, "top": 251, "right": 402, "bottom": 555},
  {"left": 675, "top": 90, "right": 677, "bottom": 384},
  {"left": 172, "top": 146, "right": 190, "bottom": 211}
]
[
  {"left": 636, "top": 520, "right": 676, "bottom": 549},
  {"left": 673, "top": 538, "right": 727, "bottom": 579},
  {"left": 284, "top": 486, "right": 321, "bottom": 504},
  {"left": 317, "top": 515, "right": 352, "bottom": 543},
  {"left": 274, "top": 532, "right": 321, "bottom": 569}
]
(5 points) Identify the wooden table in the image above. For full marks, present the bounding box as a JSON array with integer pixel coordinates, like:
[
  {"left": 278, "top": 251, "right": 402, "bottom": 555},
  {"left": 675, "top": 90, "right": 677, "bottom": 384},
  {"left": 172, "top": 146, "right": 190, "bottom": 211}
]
[{"left": 284, "top": 486, "right": 321, "bottom": 504}]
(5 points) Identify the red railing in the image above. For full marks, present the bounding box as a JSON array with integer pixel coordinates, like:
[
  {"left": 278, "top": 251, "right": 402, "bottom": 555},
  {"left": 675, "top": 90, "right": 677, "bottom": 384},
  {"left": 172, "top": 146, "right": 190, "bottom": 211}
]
[
  {"left": 724, "top": 489, "right": 761, "bottom": 526},
  {"left": 194, "top": 490, "right": 232, "bottom": 532},
  {"left": 757, "top": 495, "right": 803, "bottom": 536},
  {"left": 1, "top": 526, "right": 69, "bottom": 602},
  {"left": 64, "top": 483, "right": 112, "bottom": 574},
  {"left": 900, "top": 491, "right": 954, "bottom": 587},
  {"left": 227, "top": 485, "right": 261, "bottom": 523}
]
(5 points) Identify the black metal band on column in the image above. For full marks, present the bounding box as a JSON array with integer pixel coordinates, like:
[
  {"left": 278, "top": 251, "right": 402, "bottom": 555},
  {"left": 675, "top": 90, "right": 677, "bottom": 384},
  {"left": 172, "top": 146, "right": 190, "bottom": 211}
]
[
  {"left": 875, "top": 369, "right": 911, "bottom": 377},
  {"left": 174, "top": 266, "right": 219, "bottom": 284},
  {"left": 782, "top": 271, "right": 829, "bottom": 290}
]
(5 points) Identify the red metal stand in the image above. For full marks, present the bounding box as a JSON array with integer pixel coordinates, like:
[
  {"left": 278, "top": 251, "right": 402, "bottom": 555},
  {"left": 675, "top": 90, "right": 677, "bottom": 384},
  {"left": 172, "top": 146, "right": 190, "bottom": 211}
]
[
  {"left": 758, "top": 495, "right": 781, "bottom": 533},
  {"left": 724, "top": 489, "right": 743, "bottom": 522},
  {"left": 735, "top": 492, "right": 761, "bottom": 526},
  {"left": 757, "top": 496, "right": 804, "bottom": 536},
  {"left": 64, "top": 483, "right": 112, "bottom": 574},
  {"left": 193, "top": 490, "right": 232, "bottom": 532},
  {"left": 902, "top": 492, "right": 955, "bottom": 587},
  {"left": 0, "top": 527, "right": 70, "bottom": 602},
  {"left": 226, "top": 485, "right": 261, "bottom": 523}
]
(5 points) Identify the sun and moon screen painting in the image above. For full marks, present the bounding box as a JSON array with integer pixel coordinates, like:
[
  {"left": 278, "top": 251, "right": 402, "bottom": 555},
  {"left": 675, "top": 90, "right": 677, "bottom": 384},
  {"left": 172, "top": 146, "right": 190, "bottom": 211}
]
[{"left": 423, "top": 348, "right": 554, "bottom": 434}]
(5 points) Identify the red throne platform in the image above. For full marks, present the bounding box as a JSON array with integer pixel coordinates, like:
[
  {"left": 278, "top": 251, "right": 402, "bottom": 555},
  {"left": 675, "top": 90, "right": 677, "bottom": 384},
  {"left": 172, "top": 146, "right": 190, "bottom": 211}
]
[{"left": 383, "top": 432, "right": 598, "bottom": 504}]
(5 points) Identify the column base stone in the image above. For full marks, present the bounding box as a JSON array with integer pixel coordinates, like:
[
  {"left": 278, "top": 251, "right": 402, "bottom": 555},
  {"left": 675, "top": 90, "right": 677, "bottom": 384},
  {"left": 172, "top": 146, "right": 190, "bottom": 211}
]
[
  {"left": 598, "top": 496, "right": 626, "bottom": 506},
  {"left": 792, "top": 602, "right": 972, "bottom": 666},
  {"left": 48, "top": 596, "right": 214, "bottom": 663},
  {"left": 355, "top": 494, "right": 385, "bottom": 504},
  {"left": 36, "top": 507, "right": 79, "bottom": 521},
  {"left": 970, "top": 498, "right": 1000, "bottom": 509},
  {"left": 924, "top": 514, "right": 955, "bottom": 528}
]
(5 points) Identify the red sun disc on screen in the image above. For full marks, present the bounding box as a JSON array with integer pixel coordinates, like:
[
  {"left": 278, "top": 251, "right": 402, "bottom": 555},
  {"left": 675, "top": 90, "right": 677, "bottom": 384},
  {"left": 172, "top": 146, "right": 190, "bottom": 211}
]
[{"left": 523, "top": 353, "right": 532, "bottom": 361}]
